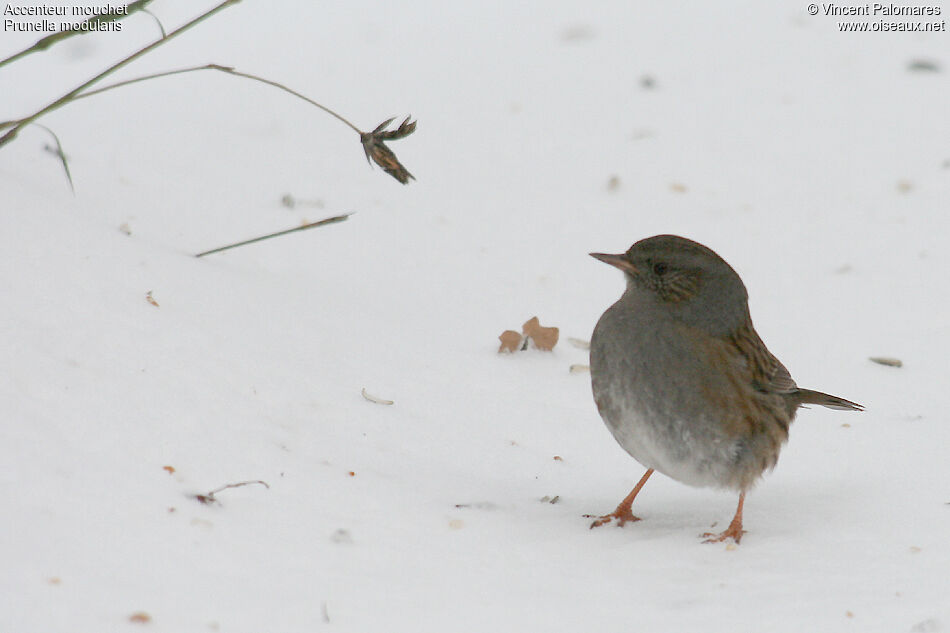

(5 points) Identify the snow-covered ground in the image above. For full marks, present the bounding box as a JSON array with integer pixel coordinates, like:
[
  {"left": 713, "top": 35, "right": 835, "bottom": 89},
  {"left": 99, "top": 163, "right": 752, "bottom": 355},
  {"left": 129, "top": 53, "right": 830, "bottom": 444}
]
[{"left": 3, "top": 1, "right": 949, "bottom": 631}]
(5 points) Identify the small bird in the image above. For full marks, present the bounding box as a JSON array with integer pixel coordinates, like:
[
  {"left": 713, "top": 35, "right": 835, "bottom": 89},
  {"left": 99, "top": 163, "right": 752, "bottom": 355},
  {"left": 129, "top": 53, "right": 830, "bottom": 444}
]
[{"left": 588, "top": 235, "right": 862, "bottom": 543}]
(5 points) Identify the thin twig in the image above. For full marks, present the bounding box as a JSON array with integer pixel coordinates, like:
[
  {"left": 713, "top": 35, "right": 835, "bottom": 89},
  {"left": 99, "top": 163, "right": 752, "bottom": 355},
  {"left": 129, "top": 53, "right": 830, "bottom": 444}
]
[
  {"left": 35, "top": 124, "right": 74, "bottom": 193},
  {"left": 207, "top": 480, "right": 270, "bottom": 496},
  {"left": 195, "top": 213, "right": 351, "bottom": 258},
  {"left": 0, "top": 0, "right": 156, "bottom": 69},
  {"left": 195, "top": 479, "right": 270, "bottom": 504},
  {"left": 0, "top": 0, "right": 242, "bottom": 148},
  {"left": 72, "top": 63, "right": 361, "bottom": 133},
  {"left": 141, "top": 9, "right": 167, "bottom": 38}
]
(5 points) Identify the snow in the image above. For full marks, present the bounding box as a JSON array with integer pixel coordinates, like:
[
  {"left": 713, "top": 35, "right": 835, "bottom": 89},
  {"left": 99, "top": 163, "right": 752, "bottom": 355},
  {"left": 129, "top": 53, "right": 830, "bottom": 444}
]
[{"left": 2, "top": 1, "right": 949, "bottom": 631}]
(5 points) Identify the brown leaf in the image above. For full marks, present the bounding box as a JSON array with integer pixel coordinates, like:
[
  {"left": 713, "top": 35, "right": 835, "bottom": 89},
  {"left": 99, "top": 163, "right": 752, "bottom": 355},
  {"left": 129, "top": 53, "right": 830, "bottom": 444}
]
[
  {"left": 522, "top": 316, "right": 559, "bottom": 351},
  {"left": 360, "top": 116, "right": 416, "bottom": 184},
  {"left": 162, "top": 465, "right": 175, "bottom": 474},
  {"left": 498, "top": 330, "right": 524, "bottom": 353}
]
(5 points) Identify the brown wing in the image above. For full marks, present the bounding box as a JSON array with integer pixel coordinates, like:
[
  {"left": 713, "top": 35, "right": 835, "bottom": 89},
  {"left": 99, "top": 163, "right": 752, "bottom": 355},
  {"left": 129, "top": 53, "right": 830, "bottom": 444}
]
[
  {"left": 692, "top": 322, "right": 792, "bottom": 488},
  {"left": 729, "top": 321, "right": 797, "bottom": 395},
  {"left": 731, "top": 321, "right": 863, "bottom": 412}
]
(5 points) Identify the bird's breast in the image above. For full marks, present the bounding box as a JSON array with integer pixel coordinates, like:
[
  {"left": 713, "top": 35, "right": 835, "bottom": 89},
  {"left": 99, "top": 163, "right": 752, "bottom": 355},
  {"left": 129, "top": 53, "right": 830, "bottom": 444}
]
[{"left": 590, "top": 301, "right": 778, "bottom": 490}]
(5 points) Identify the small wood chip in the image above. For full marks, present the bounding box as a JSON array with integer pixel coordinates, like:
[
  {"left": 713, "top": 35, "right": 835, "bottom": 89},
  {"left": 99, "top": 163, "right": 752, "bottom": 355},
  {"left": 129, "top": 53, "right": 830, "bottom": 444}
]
[
  {"left": 361, "top": 387, "right": 394, "bottom": 405},
  {"left": 569, "top": 364, "right": 590, "bottom": 373},
  {"left": 870, "top": 357, "right": 903, "bottom": 368},
  {"left": 129, "top": 612, "right": 151, "bottom": 624}
]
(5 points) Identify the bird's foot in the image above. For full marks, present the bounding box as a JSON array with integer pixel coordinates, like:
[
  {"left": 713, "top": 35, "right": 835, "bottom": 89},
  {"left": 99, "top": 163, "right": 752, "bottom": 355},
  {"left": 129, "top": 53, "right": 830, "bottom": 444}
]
[
  {"left": 701, "top": 520, "right": 746, "bottom": 544},
  {"left": 586, "top": 508, "right": 642, "bottom": 529},
  {"left": 702, "top": 491, "right": 747, "bottom": 544},
  {"left": 586, "top": 469, "right": 654, "bottom": 529}
]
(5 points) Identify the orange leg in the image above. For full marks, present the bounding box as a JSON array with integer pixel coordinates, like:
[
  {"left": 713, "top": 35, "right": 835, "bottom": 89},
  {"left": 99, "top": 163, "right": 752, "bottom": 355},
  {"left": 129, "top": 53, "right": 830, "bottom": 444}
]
[
  {"left": 589, "top": 468, "right": 654, "bottom": 528},
  {"left": 702, "top": 491, "right": 747, "bottom": 544}
]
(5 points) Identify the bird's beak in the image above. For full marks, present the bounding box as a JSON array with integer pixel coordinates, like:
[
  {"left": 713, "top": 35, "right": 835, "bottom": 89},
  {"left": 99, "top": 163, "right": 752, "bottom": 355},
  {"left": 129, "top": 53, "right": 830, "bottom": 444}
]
[{"left": 590, "top": 252, "right": 638, "bottom": 275}]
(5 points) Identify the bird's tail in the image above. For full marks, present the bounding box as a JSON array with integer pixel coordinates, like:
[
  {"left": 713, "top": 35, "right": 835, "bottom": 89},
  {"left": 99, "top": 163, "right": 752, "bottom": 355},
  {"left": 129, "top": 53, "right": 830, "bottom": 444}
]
[{"left": 798, "top": 389, "right": 864, "bottom": 411}]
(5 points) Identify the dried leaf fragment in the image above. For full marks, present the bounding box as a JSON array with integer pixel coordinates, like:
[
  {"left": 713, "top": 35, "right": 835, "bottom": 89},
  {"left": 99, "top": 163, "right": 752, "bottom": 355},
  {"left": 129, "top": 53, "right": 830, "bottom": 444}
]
[
  {"left": 567, "top": 337, "right": 590, "bottom": 350},
  {"left": 522, "top": 316, "right": 559, "bottom": 351},
  {"left": 908, "top": 58, "right": 940, "bottom": 72},
  {"left": 330, "top": 528, "right": 353, "bottom": 544},
  {"left": 129, "top": 612, "right": 151, "bottom": 624},
  {"left": 162, "top": 465, "right": 175, "bottom": 474},
  {"left": 361, "top": 387, "right": 394, "bottom": 405},
  {"left": 360, "top": 116, "right": 416, "bottom": 184},
  {"left": 498, "top": 330, "right": 524, "bottom": 353},
  {"left": 281, "top": 193, "right": 324, "bottom": 209},
  {"left": 870, "top": 356, "right": 903, "bottom": 368},
  {"left": 145, "top": 291, "right": 159, "bottom": 307}
]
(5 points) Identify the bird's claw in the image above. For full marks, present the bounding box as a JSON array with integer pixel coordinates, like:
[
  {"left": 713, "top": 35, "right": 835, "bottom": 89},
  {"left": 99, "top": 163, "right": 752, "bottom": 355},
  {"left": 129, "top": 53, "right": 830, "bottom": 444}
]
[
  {"left": 701, "top": 524, "right": 746, "bottom": 544},
  {"left": 588, "top": 510, "right": 642, "bottom": 529}
]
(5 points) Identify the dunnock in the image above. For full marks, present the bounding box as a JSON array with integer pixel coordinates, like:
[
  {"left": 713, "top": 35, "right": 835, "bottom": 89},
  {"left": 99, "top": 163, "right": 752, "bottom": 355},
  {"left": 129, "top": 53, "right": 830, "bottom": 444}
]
[{"left": 588, "top": 235, "right": 862, "bottom": 543}]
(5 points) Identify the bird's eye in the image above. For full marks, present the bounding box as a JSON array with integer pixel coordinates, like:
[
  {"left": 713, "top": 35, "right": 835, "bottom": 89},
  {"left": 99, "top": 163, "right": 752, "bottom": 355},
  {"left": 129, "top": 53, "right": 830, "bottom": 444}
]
[{"left": 652, "top": 262, "right": 668, "bottom": 276}]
